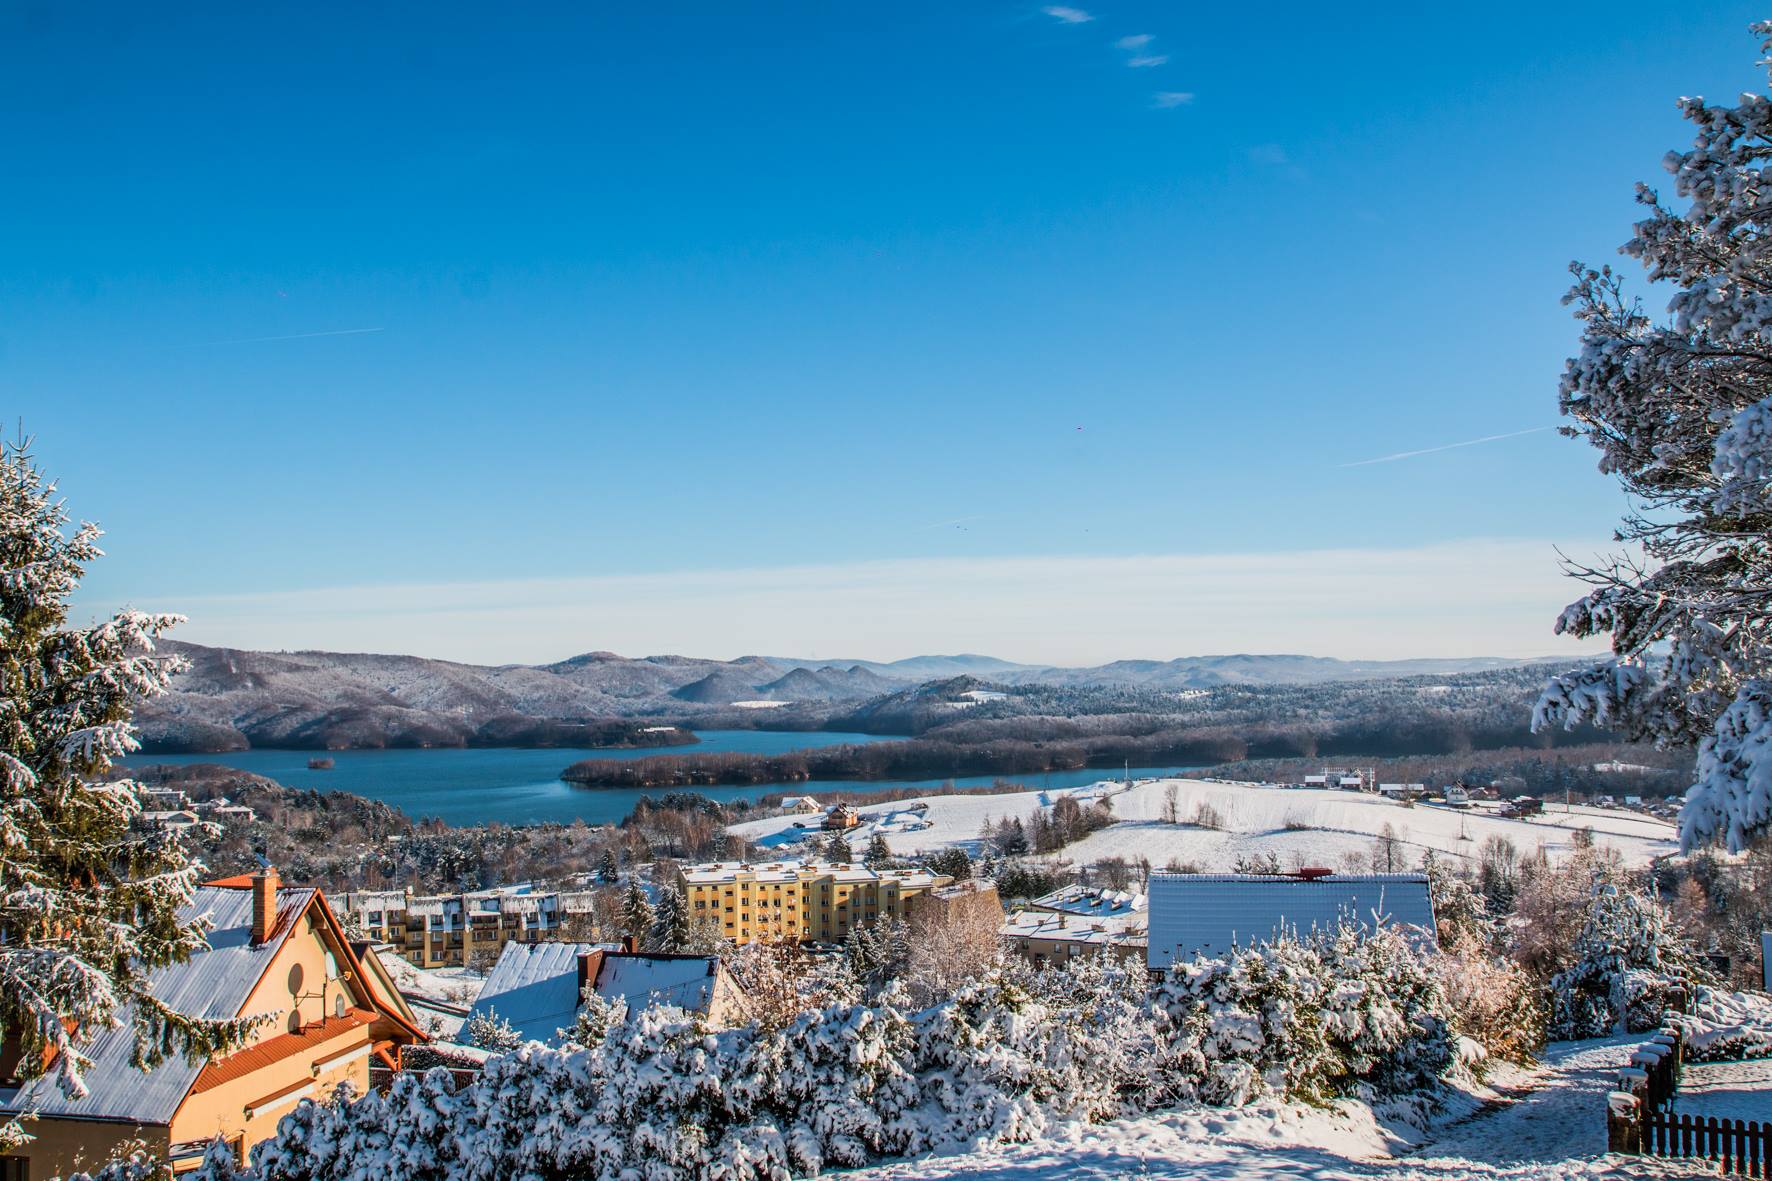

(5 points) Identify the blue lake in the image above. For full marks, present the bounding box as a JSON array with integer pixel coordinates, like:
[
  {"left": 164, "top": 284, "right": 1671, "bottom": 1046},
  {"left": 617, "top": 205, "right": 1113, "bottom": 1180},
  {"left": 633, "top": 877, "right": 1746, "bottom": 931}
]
[{"left": 121, "top": 734, "right": 1203, "bottom": 827}]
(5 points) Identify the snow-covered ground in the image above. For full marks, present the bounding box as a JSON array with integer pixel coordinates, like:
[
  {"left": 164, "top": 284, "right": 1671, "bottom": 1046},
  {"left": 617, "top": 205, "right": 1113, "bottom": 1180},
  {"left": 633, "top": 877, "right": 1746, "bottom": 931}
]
[
  {"left": 727, "top": 779, "right": 1678, "bottom": 868},
  {"left": 840, "top": 1037, "right": 1710, "bottom": 1181},
  {"left": 1671, "top": 1057, "right": 1772, "bottom": 1122}
]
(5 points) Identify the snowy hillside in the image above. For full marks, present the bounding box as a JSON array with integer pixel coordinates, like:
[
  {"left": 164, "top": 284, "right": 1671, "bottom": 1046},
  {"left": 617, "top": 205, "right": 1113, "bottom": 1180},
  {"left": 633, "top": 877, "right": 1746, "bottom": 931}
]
[{"left": 726, "top": 778, "right": 1678, "bottom": 868}]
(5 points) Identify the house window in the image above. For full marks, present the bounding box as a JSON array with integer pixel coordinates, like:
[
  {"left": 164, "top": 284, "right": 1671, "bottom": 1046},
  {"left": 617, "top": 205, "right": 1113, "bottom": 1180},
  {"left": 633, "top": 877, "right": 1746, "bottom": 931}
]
[{"left": 0, "top": 1155, "right": 23, "bottom": 1181}]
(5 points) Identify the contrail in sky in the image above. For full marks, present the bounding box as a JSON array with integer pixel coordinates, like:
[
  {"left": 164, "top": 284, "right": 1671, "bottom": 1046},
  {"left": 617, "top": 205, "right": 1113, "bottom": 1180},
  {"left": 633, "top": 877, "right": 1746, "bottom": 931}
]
[
  {"left": 911, "top": 514, "right": 990, "bottom": 532},
  {"left": 1338, "top": 426, "right": 1552, "bottom": 468},
  {"left": 197, "top": 326, "right": 385, "bottom": 345}
]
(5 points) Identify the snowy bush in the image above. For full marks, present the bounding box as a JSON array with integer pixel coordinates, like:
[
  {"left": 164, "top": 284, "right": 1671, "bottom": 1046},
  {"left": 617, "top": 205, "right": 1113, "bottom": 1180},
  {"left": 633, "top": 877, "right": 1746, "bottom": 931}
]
[
  {"left": 1151, "top": 935, "right": 1332, "bottom": 1105},
  {"left": 1151, "top": 924, "right": 1455, "bottom": 1107}
]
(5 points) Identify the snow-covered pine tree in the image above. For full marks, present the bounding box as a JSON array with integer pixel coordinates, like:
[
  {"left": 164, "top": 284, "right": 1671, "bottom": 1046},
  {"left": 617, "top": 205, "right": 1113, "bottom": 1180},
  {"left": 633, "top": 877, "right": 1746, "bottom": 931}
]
[
  {"left": 1534, "top": 21, "right": 1772, "bottom": 852},
  {"left": 618, "top": 880, "right": 654, "bottom": 945},
  {"left": 648, "top": 882, "right": 690, "bottom": 952},
  {"left": 0, "top": 439, "right": 260, "bottom": 1134},
  {"left": 596, "top": 847, "right": 619, "bottom": 884},
  {"left": 863, "top": 834, "right": 892, "bottom": 868},
  {"left": 1548, "top": 879, "right": 1706, "bottom": 1038}
]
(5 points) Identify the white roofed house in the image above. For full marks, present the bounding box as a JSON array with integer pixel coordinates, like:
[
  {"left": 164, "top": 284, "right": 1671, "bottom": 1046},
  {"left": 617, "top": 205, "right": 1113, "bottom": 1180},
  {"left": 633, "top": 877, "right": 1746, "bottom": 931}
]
[
  {"left": 467, "top": 942, "right": 747, "bottom": 1046},
  {"left": 1001, "top": 907, "right": 1148, "bottom": 968},
  {"left": 0, "top": 868, "right": 426, "bottom": 1180},
  {"left": 1145, "top": 869, "right": 1436, "bottom": 972}
]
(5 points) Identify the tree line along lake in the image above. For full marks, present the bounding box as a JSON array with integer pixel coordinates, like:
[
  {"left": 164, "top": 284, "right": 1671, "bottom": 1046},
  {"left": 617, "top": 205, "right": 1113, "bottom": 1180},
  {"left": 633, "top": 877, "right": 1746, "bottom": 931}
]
[{"left": 120, "top": 731, "right": 1199, "bottom": 827}]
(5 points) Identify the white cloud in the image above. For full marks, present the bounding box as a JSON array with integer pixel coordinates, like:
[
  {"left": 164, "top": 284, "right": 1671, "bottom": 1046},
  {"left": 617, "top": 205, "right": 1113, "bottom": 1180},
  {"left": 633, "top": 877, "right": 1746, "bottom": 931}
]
[
  {"left": 95, "top": 541, "right": 1613, "bottom": 667},
  {"left": 1114, "top": 34, "right": 1166, "bottom": 68},
  {"left": 1041, "top": 5, "right": 1093, "bottom": 22},
  {"left": 1152, "top": 91, "right": 1195, "bottom": 108}
]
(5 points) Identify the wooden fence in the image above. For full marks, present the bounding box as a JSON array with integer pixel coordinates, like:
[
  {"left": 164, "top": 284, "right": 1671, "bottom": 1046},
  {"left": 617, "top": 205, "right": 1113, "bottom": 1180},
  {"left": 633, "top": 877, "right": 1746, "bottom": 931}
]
[
  {"left": 1641, "top": 1109, "right": 1772, "bottom": 1176},
  {"left": 1608, "top": 1019, "right": 1772, "bottom": 1175}
]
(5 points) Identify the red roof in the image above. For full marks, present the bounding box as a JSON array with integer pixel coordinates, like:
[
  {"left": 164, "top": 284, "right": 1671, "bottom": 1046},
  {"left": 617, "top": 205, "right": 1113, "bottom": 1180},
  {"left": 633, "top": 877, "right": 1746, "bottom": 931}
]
[
  {"left": 204, "top": 873, "right": 258, "bottom": 889},
  {"left": 190, "top": 1009, "right": 373, "bottom": 1094}
]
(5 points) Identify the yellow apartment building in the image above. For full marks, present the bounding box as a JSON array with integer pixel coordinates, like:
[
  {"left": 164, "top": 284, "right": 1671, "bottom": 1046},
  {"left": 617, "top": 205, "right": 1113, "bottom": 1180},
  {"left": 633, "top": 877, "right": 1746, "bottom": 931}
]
[{"left": 676, "top": 860, "right": 951, "bottom": 943}]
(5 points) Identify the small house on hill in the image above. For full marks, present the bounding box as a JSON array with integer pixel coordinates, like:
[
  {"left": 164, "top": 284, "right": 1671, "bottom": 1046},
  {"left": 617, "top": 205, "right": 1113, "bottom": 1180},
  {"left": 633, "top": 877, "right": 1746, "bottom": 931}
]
[
  {"left": 1145, "top": 870, "right": 1436, "bottom": 971},
  {"left": 822, "top": 804, "right": 860, "bottom": 830},
  {"left": 780, "top": 796, "right": 822, "bottom": 814},
  {"left": 0, "top": 868, "right": 426, "bottom": 1179},
  {"left": 468, "top": 942, "right": 746, "bottom": 1045}
]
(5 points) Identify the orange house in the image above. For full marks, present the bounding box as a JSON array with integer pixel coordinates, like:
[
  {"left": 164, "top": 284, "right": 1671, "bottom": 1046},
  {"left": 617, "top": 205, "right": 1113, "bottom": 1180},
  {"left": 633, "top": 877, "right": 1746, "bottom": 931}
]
[{"left": 0, "top": 868, "right": 425, "bottom": 1179}]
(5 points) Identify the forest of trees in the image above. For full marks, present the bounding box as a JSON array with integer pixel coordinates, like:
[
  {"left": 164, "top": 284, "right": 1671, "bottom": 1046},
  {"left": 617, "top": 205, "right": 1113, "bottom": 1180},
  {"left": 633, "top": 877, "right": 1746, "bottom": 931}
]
[{"left": 562, "top": 666, "right": 1617, "bottom": 788}]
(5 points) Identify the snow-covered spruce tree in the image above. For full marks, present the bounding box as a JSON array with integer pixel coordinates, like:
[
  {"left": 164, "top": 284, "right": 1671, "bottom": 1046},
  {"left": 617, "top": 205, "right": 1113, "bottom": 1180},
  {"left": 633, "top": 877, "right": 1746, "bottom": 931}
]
[
  {"left": 648, "top": 882, "right": 690, "bottom": 952},
  {"left": 0, "top": 440, "right": 259, "bottom": 1134},
  {"left": 1534, "top": 21, "right": 1772, "bottom": 852},
  {"left": 618, "top": 880, "right": 653, "bottom": 945},
  {"left": 1548, "top": 879, "right": 1707, "bottom": 1038}
]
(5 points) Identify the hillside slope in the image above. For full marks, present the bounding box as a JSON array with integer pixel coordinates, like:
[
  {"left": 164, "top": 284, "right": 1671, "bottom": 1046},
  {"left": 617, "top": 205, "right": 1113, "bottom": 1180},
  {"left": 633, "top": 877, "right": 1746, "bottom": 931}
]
[{"left": 137, "top": 642, "right": 1566, "bottom": 753}]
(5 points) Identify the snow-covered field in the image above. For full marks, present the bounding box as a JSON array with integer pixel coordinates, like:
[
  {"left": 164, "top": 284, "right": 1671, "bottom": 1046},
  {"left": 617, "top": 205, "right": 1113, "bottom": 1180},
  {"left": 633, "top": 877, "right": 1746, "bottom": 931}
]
[
  {"left": 727, "top": 778, "right": 1678, "bottom": 869},
  {"left": 1672, "top": 1058, "right": 1772, "bottom": 1122},
  {"left": 840, "top": 1037, "right": 1708, "bottom": 1181}
]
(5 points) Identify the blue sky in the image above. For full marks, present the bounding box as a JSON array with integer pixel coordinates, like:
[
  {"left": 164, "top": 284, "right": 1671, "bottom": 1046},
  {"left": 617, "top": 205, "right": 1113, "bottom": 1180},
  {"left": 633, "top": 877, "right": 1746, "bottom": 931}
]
[{"left": 9, "top": 2, "right": 1764, "bottom": 663}]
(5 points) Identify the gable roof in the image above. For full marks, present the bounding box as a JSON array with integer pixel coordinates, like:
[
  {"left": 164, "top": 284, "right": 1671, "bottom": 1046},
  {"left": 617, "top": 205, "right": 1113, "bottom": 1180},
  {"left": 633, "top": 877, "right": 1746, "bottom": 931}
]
[
  {"left": 469, "top": 943, "right": 721, "bottom": 1045},
  {"left": 0, "top": 883, "right": 316, "bottom": 1125},
  {"left": 1145, "top": 872, "right": 1436, "bottom": 970},
  {"left": 470, "top": 942, "right": 608, "bottom": 1044}
]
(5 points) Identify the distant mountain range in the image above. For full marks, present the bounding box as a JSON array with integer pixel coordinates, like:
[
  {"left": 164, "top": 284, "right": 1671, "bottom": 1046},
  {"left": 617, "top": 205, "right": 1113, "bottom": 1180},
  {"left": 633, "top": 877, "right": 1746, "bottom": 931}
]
[{"left": 134, "top": 641, "right": 1565, "bottom": 753}]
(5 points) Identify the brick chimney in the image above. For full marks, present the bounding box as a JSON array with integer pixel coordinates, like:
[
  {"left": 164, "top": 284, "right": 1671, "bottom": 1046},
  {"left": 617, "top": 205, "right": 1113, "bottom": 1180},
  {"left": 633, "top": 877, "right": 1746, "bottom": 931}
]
[
  {"left": 577, "top": 949, "right": 606, "bottom": 998},
  {"left": 251, "top": 865, "right": 280, "bottom": 945}
]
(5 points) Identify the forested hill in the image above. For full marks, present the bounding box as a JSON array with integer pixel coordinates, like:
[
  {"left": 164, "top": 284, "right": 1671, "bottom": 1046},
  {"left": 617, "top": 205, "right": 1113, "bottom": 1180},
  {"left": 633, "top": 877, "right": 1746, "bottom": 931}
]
[{"left": 135, "top": 640, "right": 1573, "bottom": 753}]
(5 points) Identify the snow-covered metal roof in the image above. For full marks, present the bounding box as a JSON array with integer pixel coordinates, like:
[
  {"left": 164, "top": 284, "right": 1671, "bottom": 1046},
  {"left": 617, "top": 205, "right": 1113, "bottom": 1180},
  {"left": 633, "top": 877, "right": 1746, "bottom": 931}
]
[
  {"left": 596, "top": 955, "right": 718, "bottom": 1014},
  {"left": 469, "top": 944, "right": 721, "bottom": 1045},
  {"left": 1145, "top": 872, "right": 1435, "bottom": 971},
  {"left": 0, "top": 884, "right": 316, "bottom": 1125},
  {"left": 470, "top": 942, "right": 608, "bottom": 1044}
]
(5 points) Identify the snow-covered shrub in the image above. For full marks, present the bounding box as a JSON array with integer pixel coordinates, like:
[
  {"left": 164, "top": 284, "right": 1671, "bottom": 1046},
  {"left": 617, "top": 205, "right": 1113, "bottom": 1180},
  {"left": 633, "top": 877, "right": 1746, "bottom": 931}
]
[
  {"left": 910, "top": 967, "right": 1052, "bottom": 1150},
  {"left": 1316, "top": 926, "right": 1455, "bottom": 1097},
  {"left": 1023, "top": 951, "right": 1160, "bottom": 1120},
  {"left": 1548, "top": 881, "right": 1704, "bottom": 1039},
  {"left": 1150, "top": 934, "right": 1334, "bottom": 1105},
  {"left": 751, "top": 989, "right": 923, "bottom": 1173},
  {"left": 1151, "top": 924, "right": 1457, "bottom": 1107}
]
